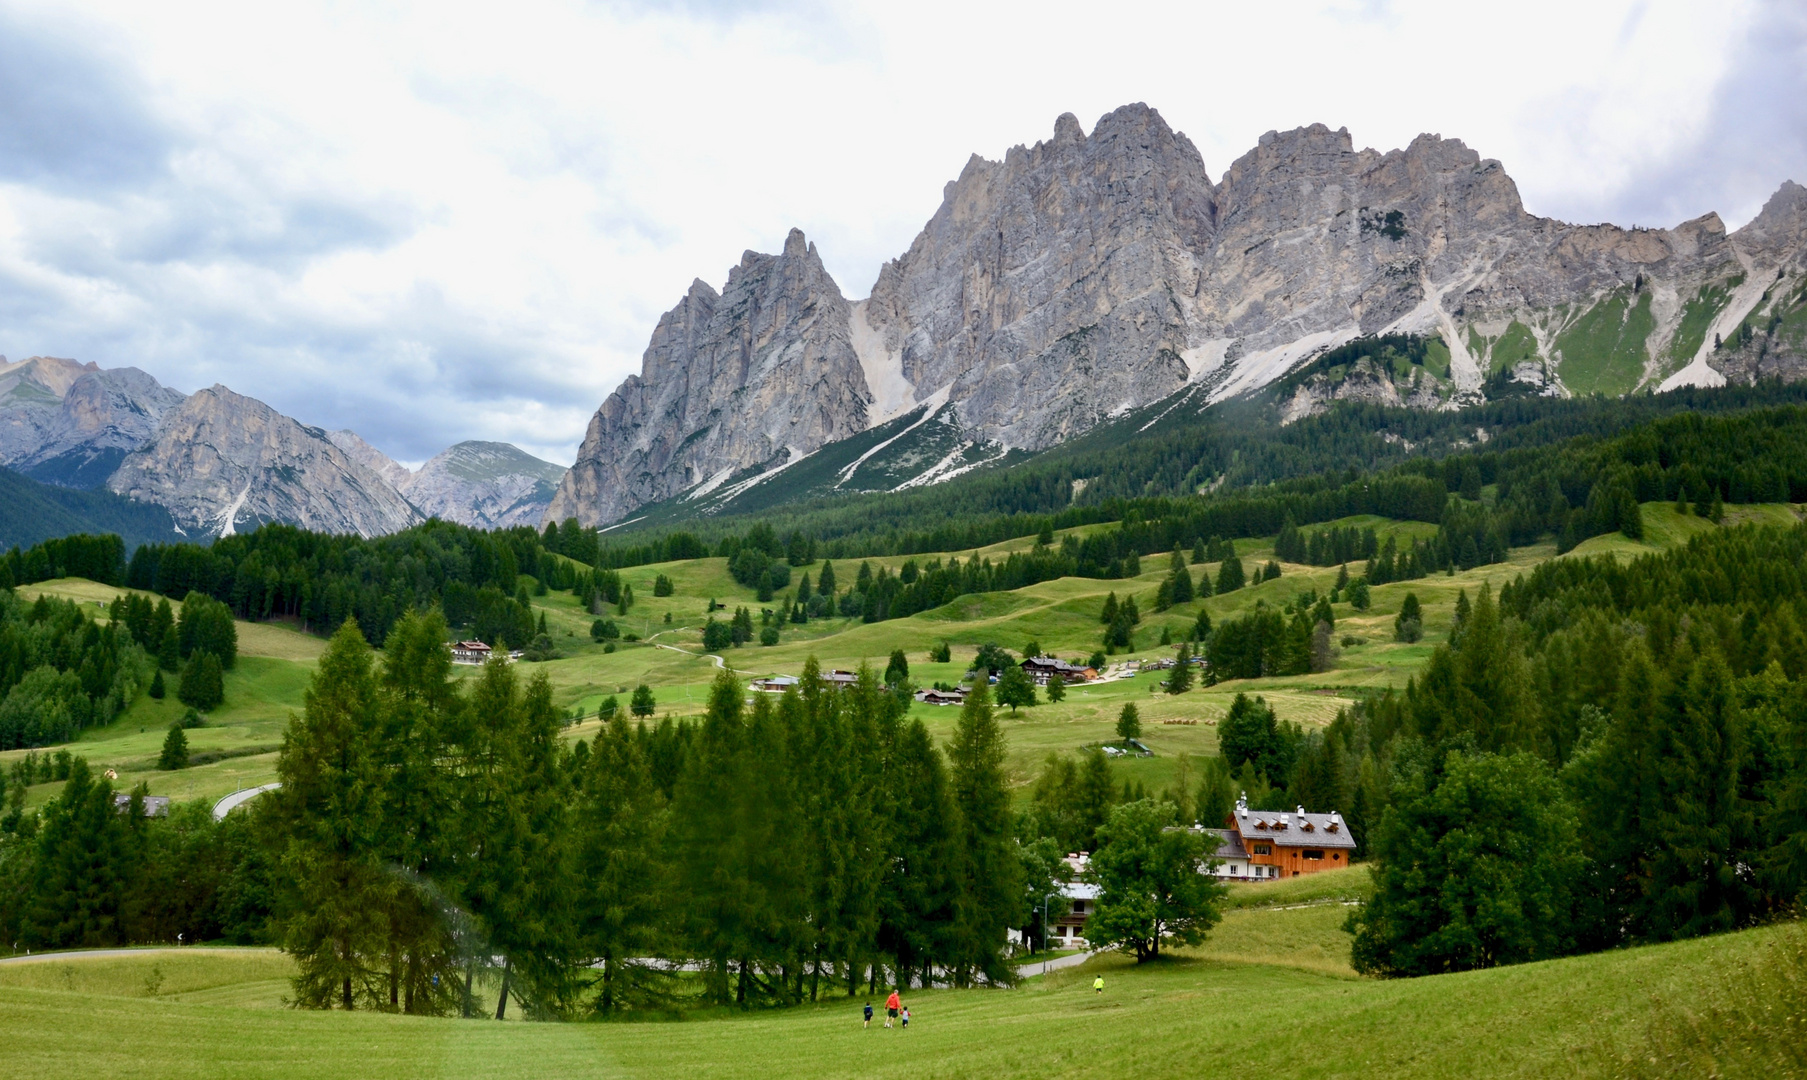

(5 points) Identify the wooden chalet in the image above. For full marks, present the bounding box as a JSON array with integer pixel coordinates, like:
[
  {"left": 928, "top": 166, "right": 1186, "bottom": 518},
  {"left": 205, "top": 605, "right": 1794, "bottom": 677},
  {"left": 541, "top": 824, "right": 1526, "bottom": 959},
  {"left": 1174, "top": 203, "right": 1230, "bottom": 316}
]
[
  {"left": 914, "top": 687, "right": 967, "bottom": 706},
  {"left": 1019, "top": 656, "right": 1098, "bottom": 686},
  {"left": 1225, "top": 796, "right": 1356, "bottom": 878},
  {"left": 450, "top": 640, "right": 493, "bottom": 665}
]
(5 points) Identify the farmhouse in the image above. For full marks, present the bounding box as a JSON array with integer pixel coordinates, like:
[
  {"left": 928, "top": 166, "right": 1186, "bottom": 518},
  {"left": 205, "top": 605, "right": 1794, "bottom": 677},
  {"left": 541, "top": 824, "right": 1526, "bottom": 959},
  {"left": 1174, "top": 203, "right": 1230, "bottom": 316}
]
[
  {"left": 1019, "top": 656, "right": 1098, "bottom": 686},
  {"left": 914, "top": 687, "right": 967, "bottom": 706},
  {"left": 1224, "top": 796, "right": 1356, "bottom": 878},
  {"left": 450, "top": 640, "right": 492, "bottom": 665},
  {"left": 822, "top": 669, "right": 860, "bottom": 688},
  {"left": 752, "top": 675, "right": 799, "bottom": 693},
  {"left": 1196, "top": 826, "right": 1278, "bottom": 880}
]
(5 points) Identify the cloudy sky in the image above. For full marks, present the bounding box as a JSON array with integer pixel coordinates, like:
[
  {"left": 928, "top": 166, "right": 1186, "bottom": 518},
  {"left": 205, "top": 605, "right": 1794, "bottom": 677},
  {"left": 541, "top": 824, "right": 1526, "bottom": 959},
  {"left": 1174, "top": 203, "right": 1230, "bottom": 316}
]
[{"left": 1, "top": 0, "right": 1802, "bottom": 466}]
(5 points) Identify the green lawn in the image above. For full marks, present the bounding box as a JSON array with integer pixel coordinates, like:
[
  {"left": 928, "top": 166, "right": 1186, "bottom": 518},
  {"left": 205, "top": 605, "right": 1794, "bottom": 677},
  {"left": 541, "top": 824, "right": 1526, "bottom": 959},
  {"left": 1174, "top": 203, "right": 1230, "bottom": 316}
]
[{"left": 0, "top": 919, "right": 1799, "bottom": 1078}]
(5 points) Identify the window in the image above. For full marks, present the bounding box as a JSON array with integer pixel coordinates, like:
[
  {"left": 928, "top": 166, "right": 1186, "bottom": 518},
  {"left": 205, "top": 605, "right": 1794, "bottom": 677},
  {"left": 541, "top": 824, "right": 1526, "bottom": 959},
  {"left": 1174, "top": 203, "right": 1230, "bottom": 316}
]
[
  {"left": 1253, "top": 844, "right": 1271, "bottom": 855},
  {"left": 1303, "top": 850, "right": 1324, "bottom": 861}
]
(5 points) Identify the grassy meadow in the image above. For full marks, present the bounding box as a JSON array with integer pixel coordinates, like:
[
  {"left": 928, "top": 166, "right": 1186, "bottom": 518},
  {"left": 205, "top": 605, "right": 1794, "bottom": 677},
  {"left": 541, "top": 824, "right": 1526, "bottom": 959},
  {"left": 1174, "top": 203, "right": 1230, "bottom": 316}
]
[
  {"left": 1, "top": 911, "right": 1801, "bottom": 1079},
  {"left": 6, "top": 500, "right": 1800, "bottom": 812}
]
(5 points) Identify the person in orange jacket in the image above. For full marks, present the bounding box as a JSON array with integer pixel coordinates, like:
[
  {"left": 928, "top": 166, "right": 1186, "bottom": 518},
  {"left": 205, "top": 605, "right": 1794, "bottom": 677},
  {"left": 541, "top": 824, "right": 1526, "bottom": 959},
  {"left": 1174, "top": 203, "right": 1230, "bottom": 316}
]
[{"left": 884, "top": 988, "right": 901, "bottom": 1028}]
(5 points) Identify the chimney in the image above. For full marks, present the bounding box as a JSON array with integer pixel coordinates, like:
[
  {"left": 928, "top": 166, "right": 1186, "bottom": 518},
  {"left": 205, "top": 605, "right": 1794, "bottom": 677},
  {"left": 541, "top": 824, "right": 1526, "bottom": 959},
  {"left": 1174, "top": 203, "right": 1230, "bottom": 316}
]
[{"left": 1297, "top": 805, "right": 1306, "bottom": 816}]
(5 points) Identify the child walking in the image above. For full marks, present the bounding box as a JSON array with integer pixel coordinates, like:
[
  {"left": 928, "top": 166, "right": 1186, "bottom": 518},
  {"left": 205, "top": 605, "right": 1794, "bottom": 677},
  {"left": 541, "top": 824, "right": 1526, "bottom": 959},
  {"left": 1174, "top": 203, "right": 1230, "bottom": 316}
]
[
  {"left": 863, "top": 1001, "right": 873, "bottom": 1029},
  {"left": 901, "top": 1006, "right": 910, "bottom": 1029}
]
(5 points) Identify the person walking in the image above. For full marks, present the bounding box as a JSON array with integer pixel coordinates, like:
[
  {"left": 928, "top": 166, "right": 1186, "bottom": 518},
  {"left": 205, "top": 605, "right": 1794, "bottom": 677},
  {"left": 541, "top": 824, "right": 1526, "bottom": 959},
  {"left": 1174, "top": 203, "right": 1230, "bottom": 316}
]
[
  {"left": 1094, "top": 974, "right": 1104, "bottom": 995},
  {"left": 884, "top": 989, "right": 901, "bottom": 1028},
  {"left": 901, "top": 1006, "right": 910, "bottom": 1030},
  {"left": 863, "top": 1001, "right": 873, "bottom": 1029}
]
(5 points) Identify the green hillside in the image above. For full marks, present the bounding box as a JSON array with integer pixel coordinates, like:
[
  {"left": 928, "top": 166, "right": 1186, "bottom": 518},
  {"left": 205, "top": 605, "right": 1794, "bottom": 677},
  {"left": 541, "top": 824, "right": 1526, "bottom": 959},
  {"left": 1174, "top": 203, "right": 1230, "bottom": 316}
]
[{"left": 0, "top": 918, "right": 1799, "bottom": 1079}]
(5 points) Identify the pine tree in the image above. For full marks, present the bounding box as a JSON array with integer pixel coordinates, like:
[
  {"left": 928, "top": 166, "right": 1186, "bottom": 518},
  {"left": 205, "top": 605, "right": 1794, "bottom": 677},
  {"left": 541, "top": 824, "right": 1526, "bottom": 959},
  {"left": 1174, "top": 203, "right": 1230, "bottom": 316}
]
[
  {"left": 945, "top": 683, "right": 1021, "bottom": 984},
  {"left": 269, "top": 618, "right": 388, "bottom": 1009},
  {"left": 1192, "top": 609, "right": 1213, "bottom": 642},
  {"left": 21, "top": 759, "right": 139, "bottom": 949},
  {"left": 373, "top": 609, "right": 463, "bottom": 1014},
  {"left": 1117, "top": 702, "right": 1142, "bottom": 743},
  {"left": 1395, "top": 593, "right": 1423, "bottom": 643},
  {"left": 1101, "top": 592, "right": 1119, "bottom": 627},
  {"left": 1166, "top": 645, "right": 1193, "bottom": 694},
  {"left": 178, "top": 650, "right": 224, "bottom": 711},
  {"left": 885, "top": 649, "right": 910, "bottom": 687},
  {"left": 817, "top": 560, "right": 836, "bottom": 596},
  {"left": 1217, "top": 554, "right": 1245, "bottom": 594},
  {"left": 157, "top": 624, "right": 180, "bottom": 672},
  {"left": 631, "top": 684, "right": 656, "bottom": 718},
  {"left": 1191, "top": 538, "right": 1207, "bottom": 565},
  {"left": 158, "top": 723, "right": 189, "bottom": 770},
  {"left": 148, "top": 668, "right": 165, "bottom": 700}
]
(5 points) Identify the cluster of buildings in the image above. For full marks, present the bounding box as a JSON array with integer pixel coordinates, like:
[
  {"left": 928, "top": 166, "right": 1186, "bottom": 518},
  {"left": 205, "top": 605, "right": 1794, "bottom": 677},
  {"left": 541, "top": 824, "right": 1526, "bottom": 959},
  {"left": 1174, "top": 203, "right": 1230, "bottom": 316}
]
[{"left": 1045, "top": 796, "right": 1355, "bottom": 947}]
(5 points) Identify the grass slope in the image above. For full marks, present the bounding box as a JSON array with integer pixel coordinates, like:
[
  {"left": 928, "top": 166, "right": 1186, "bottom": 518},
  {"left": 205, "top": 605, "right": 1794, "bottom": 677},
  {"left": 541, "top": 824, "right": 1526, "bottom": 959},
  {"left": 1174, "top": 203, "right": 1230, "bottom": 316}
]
[
  {"left": 0, "top": 920, "right": 1799, "bottom": 1079},
  {"left": 8, "top": 502, "right": 1798, "bottom": 810}
]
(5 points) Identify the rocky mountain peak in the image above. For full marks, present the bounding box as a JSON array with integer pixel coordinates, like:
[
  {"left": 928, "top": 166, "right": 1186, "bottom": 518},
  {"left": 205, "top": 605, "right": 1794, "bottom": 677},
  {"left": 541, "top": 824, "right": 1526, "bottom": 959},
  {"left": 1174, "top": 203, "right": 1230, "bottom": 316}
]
[
  {"left": 108, "top": 385, "right": 421, "bottom": 538},
  {"left": 547, "top": 227, "right": 872, "bottom": 527}
]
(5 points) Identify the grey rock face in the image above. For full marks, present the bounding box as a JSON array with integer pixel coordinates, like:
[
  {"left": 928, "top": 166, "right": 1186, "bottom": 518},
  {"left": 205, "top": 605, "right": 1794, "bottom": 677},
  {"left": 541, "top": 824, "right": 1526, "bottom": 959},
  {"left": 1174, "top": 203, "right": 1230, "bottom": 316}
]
[
  {"left": 558, "top": 105, "right": 1805, "bottom": 527},
  {"left": 405, "top": 440, "right": 567, "bottom": 529},
  {"left": 0, "top": 357, "right": 185, "bottom": 486},
  {"left": 861, "top": 104, "right": 1214, "bottom": 449},
  {"left": 326, "top": 429, "right": 414, "bottom": 491},
  {"left": 549, "top": 228, "right": 872, "bottom": 527},
  {"left": 108, "top": 385, "right": 423, "bottom": 538}
]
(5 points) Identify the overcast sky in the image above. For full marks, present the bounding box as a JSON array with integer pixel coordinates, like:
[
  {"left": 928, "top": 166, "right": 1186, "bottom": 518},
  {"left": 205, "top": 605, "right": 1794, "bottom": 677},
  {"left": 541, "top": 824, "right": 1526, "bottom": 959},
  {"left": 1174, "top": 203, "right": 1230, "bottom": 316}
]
[{"left": 1, "top": 0, "right": 1803, "bottom": 466}]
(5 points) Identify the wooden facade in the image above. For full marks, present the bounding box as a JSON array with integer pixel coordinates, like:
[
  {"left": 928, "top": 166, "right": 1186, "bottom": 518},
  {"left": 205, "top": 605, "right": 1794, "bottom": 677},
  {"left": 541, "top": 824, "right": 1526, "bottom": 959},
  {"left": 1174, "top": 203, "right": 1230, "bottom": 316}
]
[{"left": 1226, "top": 798, "right": 1356, "bottom": 878}]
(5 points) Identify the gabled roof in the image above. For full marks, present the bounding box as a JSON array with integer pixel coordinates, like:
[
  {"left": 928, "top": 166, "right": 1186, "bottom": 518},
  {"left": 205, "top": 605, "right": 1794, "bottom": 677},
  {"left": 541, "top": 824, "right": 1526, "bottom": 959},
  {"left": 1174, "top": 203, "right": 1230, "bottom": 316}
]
[
  {"left": 1231, "top": 803, "right": 1357, "bottom": 850},
  {"left": 1199, "top": 827, "right": 1248, "bottom": 861}
]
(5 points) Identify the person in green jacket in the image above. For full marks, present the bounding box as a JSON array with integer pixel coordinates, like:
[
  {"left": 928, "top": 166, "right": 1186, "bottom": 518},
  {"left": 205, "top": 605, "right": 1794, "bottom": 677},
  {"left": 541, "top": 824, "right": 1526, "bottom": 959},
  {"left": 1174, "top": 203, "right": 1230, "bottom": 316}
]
[{"left": 1094, "top": 975, "right": 1104, "bottom": 995}]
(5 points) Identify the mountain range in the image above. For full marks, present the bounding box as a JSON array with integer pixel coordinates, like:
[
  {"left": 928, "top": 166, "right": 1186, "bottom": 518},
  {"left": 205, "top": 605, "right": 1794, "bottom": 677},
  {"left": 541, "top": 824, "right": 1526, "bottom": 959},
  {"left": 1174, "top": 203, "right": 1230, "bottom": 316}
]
[
  {"left": 5, "top": 103, "right": 1805, "bottom": 543},
  {"left": 549, "top": 104, "right": 1807, "bottom": 529},
  {"left": 0, "top": 355, "right": 565, "bottom": 541}
]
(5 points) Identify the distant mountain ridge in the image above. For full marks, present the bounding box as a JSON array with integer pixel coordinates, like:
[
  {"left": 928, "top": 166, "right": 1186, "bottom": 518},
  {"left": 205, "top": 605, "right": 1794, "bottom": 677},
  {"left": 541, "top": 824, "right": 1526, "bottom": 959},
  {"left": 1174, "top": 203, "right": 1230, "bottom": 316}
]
[
  {"left": 552, "top": 104, "right": 1807, "bottom": 529},
  {"left": 0, "top": 357, "right": 567, "bottom": 541}
]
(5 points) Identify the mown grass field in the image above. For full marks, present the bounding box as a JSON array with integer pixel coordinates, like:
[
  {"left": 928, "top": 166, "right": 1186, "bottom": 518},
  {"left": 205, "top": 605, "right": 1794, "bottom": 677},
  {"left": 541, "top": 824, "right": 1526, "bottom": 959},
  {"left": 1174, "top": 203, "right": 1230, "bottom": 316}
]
[
  {"left": 0, "top": 914, "right": 1800, "bottom": 1079},
  {"left": 7, "top": 502, "right": 1800, "bottom": 810}
]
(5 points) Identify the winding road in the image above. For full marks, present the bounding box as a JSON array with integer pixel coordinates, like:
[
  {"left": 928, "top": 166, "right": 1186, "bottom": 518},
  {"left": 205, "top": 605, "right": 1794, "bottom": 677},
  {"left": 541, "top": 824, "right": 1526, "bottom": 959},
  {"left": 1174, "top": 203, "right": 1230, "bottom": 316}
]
[{"left": 211, "top": 783, "right": 281, "bottom": 821}]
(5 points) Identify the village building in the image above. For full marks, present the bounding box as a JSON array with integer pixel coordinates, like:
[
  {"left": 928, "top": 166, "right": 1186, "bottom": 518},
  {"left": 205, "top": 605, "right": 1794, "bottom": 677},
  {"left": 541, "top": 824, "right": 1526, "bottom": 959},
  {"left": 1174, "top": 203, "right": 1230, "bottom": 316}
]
[
  {"left": 751, "top": 675, "right": 799, "bottom": 693},
  {"left": 1019, "top": 656, "right": 1098, "bottom": 686},
  {"left": 1223, "top": 796, "right": 1356, "bottom": 878},
  {"left": 450, "top": 640, "right": 492, "bottom": 665},
  {"left": 1047, "top": 852, "right": 1099, "bottom": 947},
  {"left": 1195, "top": 826, "right": 1278, "bottom": 880},
  {"left": 914, "top": 687, "right": 967, "bottom": 706},
  {"left": 822, "top": 669, "right": 859, "bottom": 688},
  {"left": 114, "top": 793, "right": 171, "bottom": 817}
]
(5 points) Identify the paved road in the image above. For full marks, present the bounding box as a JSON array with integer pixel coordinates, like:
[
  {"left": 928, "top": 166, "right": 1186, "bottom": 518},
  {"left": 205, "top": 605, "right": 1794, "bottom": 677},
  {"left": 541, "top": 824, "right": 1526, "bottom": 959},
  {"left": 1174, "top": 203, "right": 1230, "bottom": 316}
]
[
  {"left": 211, "top": 783, "right": 281, "bottom": 821},
  {"left": 1020, "top": 949, "right": 1099, "bottom": 978}
]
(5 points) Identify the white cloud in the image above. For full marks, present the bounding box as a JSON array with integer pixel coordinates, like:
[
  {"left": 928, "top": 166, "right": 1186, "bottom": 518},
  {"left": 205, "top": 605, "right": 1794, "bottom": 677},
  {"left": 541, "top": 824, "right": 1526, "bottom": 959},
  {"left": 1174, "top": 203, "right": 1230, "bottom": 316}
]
[{"left": 0, "top": 0, "right": 1799, "bottom": 464}]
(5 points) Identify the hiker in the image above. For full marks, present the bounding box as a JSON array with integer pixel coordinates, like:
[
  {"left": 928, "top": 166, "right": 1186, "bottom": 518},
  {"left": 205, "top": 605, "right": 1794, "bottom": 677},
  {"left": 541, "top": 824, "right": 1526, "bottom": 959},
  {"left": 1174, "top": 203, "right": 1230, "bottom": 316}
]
[
  {"left": 1094, "top": 975, "right": 1104, "bottom": 995},
  {"left": 885, "top": 988, "right": 901, "bottom": 1028},
  {"left": 863, "top": 1001, "right": 873, "bottom": 1029},
  {"left": 901, "top": 1006, "right": 910, "bottom": 1029}
]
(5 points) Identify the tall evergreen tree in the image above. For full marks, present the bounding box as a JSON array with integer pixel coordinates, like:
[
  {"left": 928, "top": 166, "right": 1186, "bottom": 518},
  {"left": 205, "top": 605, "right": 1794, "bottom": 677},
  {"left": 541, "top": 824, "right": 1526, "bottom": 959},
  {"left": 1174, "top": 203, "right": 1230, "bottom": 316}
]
[
  {"left": 271, "top": 618, "right": 388, "bottom": 1009},
  {"left": 944, "top": 683, "right": 1020, "bottom": 985}
]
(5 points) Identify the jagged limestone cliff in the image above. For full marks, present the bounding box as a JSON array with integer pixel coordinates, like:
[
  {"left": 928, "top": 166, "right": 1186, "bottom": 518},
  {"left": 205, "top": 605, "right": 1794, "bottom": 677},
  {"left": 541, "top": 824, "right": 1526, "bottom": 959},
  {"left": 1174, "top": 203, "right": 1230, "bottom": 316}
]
[
  {"left": 0, "top": 356, "right": 186, "bottom": 487},
  {"left": 556, "top": 105, "right": 1806, "bottom": 527},
  {"left": 549, "top": 229, "right": 872, "bottom": 527},
  {"left": 108, "top": 386, "right": 422, "bottom": 538}
]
